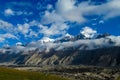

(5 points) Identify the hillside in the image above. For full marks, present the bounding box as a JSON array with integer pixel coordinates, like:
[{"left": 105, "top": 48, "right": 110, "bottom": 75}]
[{"left": 16, "top": 46, "right": 120, "bottom": 66}]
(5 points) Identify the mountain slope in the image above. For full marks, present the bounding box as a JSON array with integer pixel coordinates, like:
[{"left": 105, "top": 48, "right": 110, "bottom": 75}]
[
  {"left": 18, "top": 46, "right": 120, "bottom": 67},
  {"left": 0, "top": 34, "right": 120, "bottom": 67}
]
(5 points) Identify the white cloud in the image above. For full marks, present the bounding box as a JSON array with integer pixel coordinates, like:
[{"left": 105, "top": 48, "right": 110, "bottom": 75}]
[
  {"left": 41, "top": 11, "right": 64, "bottom": 24},
  {"left": 15, "top": 21, "right": 40, "bottom": 39},
  {"left": 56, "top": 0, "right": 87, "bottom": 22},
  {"left": 28, "top": 30, "right": 38, "bottom": 37},
  {"left": 17, "top": 23, "right": 30, "bottom": 35},
  {"left": 39, "top": 22, "right": 69, "bottom": 37},
  {"left": 77, "top": 0, "right": 120, "bottom": 20},
  {"left": 2, "top": 33, "right": 18, "bottom": 39},
  {"left": 4, "top": 8, "right": 14, "bottom": 16},
  {"left": 42, "top": 0, "right": 120, "bottom": 24},
  {"left": 16, "top": 11, "right": 33, "bottom": 16},
  {"left": 4, "top": 8, "right": 33, "bottom": 16},
  {"left": 17, "top": 35, "right": 120, "bottom": 53},
  {"left": 56, "top": 0, "right": 86, "bottom": 23},
  {"left": 0, "top": 20, "right": 18, "bottom": 42},
  {"left": 0, "top": 33, "right": 18, "bottom": 43},
  {"left": 56, "top": 0, "right": 76, "bottom": 13},
  {"left": 80, "top": 27, "right": 97, "bottom": 38},
  {"left": 0, "top": 20, "right": 13, "bottom": 28},
  {"left": 41, "top": 0, "right": 86, "bottom": 24},
  {"left": 0, "top": 20, "right": 14, "bottom": 33},
  {"left": 80, "top": 0, "right": 120, "bottom": 20},
  {"left": 29, "top": 20, "right": 40, "bottom": 26}
]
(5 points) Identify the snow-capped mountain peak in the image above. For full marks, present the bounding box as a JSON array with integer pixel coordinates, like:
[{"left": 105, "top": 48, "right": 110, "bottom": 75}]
[
  {"left": 65, "top": 33, "right": 74, "bottom": 38},
  {"left": 39, "top": 37, "right": 55, "bottom": 43},
  {"left": 80, "top": 27, "right": 97, "bottom": 39},
  {"left": 16, "top": 42, "right": 23, "bottom": 46}
]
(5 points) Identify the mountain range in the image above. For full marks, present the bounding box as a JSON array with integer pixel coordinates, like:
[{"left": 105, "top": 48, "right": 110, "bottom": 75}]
[{"left": 0, "top": 33, "right": 120, "bottom": 67}]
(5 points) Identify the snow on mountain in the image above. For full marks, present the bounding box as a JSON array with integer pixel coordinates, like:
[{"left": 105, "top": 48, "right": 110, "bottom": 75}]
[
  {"left": 24, "top": 35, "right": 120, "bottom": 52},
  {"left": 39, "top": 37, "right": 55, "bottom": 44},
  {"left": 54, "top": 33, "right": 74, "bottom": 43},
  {"left": 96, "top": 33, "right": 110, "bottom": 39},
  {"left": 65, "top": 33, "right": 74, "bottom": 38},
  {"left": 16, "top": 42, "right": 23, "bottom": 46},
  {"left": 80, "top": 27, "right": 97, "bottom": 39},
  {"left": 1, "top": 33, "right": 120, "bottom": 55}
]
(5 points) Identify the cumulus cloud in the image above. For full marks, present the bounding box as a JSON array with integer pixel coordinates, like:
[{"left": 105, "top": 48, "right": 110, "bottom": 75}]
[
  {"left": 0, "top": 20, "right": 14, "bottom": 33},
  {"left": 0, "top": 20, "right": 18, "bottom": 42},
  {"left": 75, "top": 0, "right": 120, "bottom": 20},
  {"left": 4, "top": 8, "right": 33, "bottom": 16},
  {"left": 0, "top": 20, "right": 13, "bottom": 28},
  {"left": 41, "top": 11, "right": 64, "bottom": 24},
  {"left": 28, "top": 30, "right": 38, "bottom": 37},
  {"left": 86, "top": 0, "right": 120, "bottom": 19},
  {"left": 56, "top": 0, "right": 76, "bottom": 13},
  {"left": 0, "top": 33, "right": 18, "bottom": 43},
  {"left": 17, "top": 23, "right": 30, "bottom": 35},
  {"left": 4, "top": 8, "right": 14, "bottom": 16},
  {"left": 56, "top": 1, "right": 93, "bottom": 23},
  {"left": 56, "top": 0, "right": 86, "bottom": 22},
  {"left": 41, "top": 0, "right": 120, "bottom": 24},
  {"left": 15, "top": 21, "right": 40, "bottom": 39},
  {"left": 2, "top": 33, "right": 18, "bottom": 39},
  {"left": 16, "top": 11, "right": 33, "bottom": 16},
  {"left": 39, "top": 22, "right": 69, "bottom": 37},
  {"left": 19, "top": 20, "right": 69, "bottom": 39},
  {"left": 0, "top": 20, "right": 41, "bottom": 43}
]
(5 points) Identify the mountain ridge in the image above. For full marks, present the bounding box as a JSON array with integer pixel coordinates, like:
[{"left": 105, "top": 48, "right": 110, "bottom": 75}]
[{"left": 0, "top": 33, "right": 120, "bottom": 67}]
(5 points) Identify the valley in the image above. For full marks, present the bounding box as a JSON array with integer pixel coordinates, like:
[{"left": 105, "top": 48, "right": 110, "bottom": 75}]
[{"left": 10, "top": 65, "right": 120, "bottom": 80}]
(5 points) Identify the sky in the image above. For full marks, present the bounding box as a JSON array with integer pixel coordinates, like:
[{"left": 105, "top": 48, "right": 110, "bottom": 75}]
[{"left": 0, "top": 0, "right": 120, "bottom": 47}]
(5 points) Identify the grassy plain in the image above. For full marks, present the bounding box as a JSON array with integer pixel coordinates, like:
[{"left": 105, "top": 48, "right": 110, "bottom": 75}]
[{"left": 0, "top": 67, "right": 69, "bottom": 80}]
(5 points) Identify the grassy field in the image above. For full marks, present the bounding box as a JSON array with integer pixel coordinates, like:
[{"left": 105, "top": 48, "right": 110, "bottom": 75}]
[
  {"left": 0, "top": 67, "right": 69, "bottom": 80},
  {"left": 117, "top": 76, "right": 120, "bottom": 80}
]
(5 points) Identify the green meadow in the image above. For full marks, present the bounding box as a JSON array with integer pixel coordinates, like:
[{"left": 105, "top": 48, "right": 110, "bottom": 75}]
[
  {"left": 0, "top": 67, "right": 69, "bottom": 80},
  {"left": 117, "top": 76, "right": 120, "bottom": 80}
]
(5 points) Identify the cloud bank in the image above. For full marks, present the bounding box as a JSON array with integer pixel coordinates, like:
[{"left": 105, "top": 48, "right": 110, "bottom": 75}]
[{"left": 1, "top": 35, "right": 120, "bottom": 54}]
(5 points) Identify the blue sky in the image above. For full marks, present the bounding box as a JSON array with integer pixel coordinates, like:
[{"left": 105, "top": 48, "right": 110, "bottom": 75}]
[{"left": 0, "top": 0, "right": 120, "bottom": 47}]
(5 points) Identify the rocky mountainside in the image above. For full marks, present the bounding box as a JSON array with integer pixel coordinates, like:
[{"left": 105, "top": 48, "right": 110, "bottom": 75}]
[
  {"left": 14, "top": 46, "right": 120, "bottom": 66},
  {"left": 0, "top": 33, "right": 120, "bottom": 67}
]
